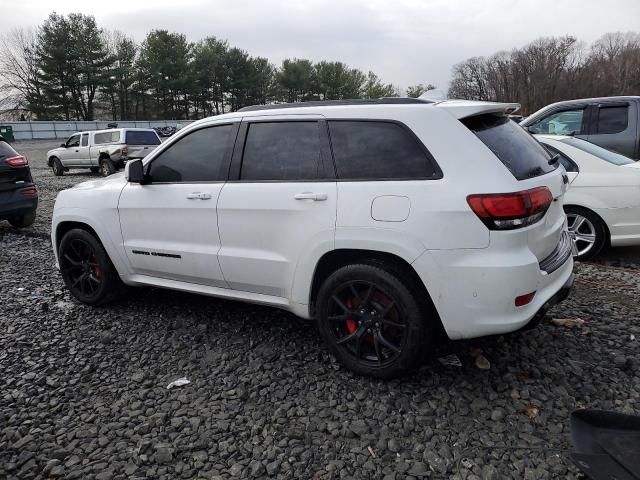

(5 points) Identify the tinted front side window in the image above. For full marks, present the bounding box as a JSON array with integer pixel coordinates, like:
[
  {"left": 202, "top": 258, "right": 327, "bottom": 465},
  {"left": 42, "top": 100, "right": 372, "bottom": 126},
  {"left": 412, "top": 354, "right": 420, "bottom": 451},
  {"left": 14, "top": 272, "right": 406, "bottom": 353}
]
[
  {"left": 150, "top": 125, "right": 232, "bottom": 182},
  {"left": 529, "top": 108, "right": 585, "bottom": 135},
  {"left": 328, "top": 121, "right": 434, "bottom": 180},
  {"left": 81, "top": 134, "right": 88, "bottom": 147},
  {"left": 126, "top": 130, "right": 161, "bottom": 145},
  {"left": 241, "top": 122, "right": 321, "bottom": 181},
  {"left": 596, "top": 106, "right": 628, "bottom": 134},
  {"left": 463, "top": 114, "right": 557, "bottom": 180}
]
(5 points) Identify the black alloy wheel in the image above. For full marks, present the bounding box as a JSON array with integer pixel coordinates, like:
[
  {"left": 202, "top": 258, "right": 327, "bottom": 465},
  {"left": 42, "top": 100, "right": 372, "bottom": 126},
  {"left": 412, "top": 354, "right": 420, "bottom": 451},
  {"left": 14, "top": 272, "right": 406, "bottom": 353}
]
[
  {"left": 316, "top": 263, "right": 430, "bottom": 378},
  {"left": 328, "top": 281, "right": 407, "bottom": 367},
  {"left": 58, "top": 228, "right": 123, "bottom": 305}
]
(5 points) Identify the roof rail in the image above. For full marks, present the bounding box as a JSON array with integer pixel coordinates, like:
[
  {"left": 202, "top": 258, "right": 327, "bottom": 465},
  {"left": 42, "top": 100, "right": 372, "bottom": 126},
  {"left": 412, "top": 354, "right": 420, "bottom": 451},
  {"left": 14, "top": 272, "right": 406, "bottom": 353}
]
[{"left": 238, "top": 97, "right": 433, "bottom": 112}]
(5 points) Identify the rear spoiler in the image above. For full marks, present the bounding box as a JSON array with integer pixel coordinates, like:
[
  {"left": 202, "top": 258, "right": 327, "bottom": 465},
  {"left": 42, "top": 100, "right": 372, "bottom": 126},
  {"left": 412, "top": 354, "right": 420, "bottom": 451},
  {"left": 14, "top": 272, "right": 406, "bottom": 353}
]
[{"left": 435, "top": 100, "right": 521, "bottom": 120}]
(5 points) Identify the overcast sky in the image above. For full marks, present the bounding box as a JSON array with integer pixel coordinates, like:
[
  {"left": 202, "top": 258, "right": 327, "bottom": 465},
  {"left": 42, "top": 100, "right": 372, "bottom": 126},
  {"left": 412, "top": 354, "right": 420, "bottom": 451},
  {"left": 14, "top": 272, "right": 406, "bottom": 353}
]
[{"left": 2, "top": 0, "right": 640, "bottom": 89}]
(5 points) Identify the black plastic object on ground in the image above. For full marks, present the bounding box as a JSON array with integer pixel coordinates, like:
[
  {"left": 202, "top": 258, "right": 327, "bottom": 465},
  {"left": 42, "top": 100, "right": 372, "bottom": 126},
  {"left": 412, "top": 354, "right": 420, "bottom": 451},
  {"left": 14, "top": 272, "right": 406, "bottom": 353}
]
[{"left": 571, "top": 409, "right": 640, "bottom": 479}]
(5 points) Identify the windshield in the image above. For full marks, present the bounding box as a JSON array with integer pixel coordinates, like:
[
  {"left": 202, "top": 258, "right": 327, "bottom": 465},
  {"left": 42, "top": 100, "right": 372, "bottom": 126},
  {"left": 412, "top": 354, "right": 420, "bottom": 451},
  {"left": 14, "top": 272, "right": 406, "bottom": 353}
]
[
  {"left": 559, "top": 137, "right": 634, "bottom": 166},
  {"left": 126, "top": 130, "right": 161, "bottom": 146},
  {"left": 0, "top": 139, "right": 19, "bottom": 161}
]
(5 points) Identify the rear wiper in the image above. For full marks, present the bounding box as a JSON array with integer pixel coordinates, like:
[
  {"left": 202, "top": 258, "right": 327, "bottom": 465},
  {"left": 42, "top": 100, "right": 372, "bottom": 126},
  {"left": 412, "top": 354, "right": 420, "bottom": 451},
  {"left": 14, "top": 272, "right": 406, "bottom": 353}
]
[{"left": 548, "top": 154, "right": 560, "bottom": 166}]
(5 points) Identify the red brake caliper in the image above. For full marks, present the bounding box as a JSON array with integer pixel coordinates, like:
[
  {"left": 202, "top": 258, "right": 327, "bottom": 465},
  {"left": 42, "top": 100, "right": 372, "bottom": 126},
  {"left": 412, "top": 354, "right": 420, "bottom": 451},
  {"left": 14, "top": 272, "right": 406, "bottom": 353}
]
[
  {"left": 92, "top": 255, "right": 102, "bottom": 279},
  {"left": 345, "top": 299, "right": 357, "bottom": 334}
]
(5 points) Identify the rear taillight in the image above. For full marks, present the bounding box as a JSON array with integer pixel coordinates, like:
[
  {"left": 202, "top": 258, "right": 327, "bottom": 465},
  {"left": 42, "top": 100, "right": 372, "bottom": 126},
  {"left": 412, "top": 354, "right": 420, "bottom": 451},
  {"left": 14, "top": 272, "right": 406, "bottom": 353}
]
[
  {"left": 20, "top": 186, "right": 37, "bottom": 197},
  {"left": 5, "top": 155, "right": 29, "bottom": 167},
  {"left": 467, "top": 187, "right": 553, "bottom": 230},
  {"left": 122, "top": 146, "right": 129, "bottom": 156}
]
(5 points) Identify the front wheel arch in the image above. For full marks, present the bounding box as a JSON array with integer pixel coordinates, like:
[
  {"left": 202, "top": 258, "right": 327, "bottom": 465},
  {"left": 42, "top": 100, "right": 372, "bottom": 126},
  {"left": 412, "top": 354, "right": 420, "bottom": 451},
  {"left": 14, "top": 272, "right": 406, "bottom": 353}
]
[{"left": 55, "top": 221, "right": 102, "bottom": 255}]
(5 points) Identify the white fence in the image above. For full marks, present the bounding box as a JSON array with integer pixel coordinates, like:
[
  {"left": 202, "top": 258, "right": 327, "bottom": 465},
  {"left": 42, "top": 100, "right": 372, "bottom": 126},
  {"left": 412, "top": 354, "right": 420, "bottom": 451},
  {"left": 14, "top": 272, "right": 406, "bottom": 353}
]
[{"left": 4, "top": 120, "right": 194, "bottom": 141}]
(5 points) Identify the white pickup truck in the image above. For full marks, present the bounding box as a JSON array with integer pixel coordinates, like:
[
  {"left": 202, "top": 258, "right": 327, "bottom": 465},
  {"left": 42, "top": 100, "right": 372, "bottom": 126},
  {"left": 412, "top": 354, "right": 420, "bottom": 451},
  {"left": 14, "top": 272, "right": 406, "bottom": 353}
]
[{"left": 47, "top": 128, "right": 162, "bottom": 177}]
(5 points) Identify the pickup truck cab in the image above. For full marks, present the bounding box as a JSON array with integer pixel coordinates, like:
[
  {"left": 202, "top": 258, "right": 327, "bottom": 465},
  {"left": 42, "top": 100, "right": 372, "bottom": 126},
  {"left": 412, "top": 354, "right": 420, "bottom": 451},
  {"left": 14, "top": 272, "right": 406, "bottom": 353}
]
[
  {"left": 47, "top": 128, "right": 161, "bottom": 177},
  {"left": 521, "top": 96, "right": 640, "bottom": 160}
]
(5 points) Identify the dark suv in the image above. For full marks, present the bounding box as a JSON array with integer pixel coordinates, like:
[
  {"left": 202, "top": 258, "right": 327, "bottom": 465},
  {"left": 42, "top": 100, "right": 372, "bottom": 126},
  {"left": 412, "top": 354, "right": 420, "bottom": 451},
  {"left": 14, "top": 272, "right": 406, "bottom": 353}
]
[
  {"left": 0, "top": 136, "right": 37, "bottom": 228},
  {"left": 521, "top": 96, "right": 640, "bottom": 160}
]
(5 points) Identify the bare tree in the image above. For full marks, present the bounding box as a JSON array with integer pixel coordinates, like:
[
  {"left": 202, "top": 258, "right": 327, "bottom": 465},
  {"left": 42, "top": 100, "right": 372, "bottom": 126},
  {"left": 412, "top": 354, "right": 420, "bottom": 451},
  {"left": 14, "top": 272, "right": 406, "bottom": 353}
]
[{"left": 0, "top": 28, "right": 45, "bottom": 118}]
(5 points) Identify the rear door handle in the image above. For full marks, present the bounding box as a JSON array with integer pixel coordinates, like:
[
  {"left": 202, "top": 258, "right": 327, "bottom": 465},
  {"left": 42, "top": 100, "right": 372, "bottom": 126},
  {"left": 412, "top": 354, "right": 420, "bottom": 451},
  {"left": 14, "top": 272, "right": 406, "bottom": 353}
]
[
  {"left": 294, "top": 192, "right": 327, "bottom": 201},
  {"left": 186, "top": 192, "right": 212, "bottom": 200}
]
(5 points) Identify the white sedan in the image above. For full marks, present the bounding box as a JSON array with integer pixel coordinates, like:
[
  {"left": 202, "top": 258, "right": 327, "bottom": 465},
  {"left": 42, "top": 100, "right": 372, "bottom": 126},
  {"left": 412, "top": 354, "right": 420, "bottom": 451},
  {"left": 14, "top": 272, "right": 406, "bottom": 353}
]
[{"left": 536, "top": 134, "right": 640, "bottom": 259}]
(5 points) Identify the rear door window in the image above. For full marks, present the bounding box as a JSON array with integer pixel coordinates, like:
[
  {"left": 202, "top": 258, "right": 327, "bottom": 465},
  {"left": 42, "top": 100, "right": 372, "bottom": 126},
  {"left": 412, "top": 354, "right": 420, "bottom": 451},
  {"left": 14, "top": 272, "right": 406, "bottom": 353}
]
[
  {"left": 328, "top": 120, "right": 436, "bottom": 180},
  {"left": 596, "top": 105, "right": 628, "bottom": 134},
  {"left": 462, "top": 114, "right": 557, "bottom": 180},
  {"left": 126, "top": 130, "right": 161, "bottom": 145},
  {"left": 240, "top": 122, "right": 322, "bottom": 181}
]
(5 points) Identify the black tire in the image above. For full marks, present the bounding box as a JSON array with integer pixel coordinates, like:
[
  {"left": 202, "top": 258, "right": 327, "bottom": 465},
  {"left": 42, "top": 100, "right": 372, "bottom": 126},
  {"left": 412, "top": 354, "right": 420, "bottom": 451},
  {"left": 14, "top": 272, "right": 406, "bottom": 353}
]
[
  {"left": 58, "top": 228, "right": 124, "bottom": 305},
  {"left": 316, "top": 262, "right": 431, "bottom": 379},
  {"left": 51, "top": 157, "right": 64, "bottom": 176},
  {"left": 90, "top": 167, "right": 100, "bottom": 174},
  {"left": 8, "top": 210, "right": 36, "bottom": 228},
  {"left": 565, "top": 206, "right": 607, "bottom": 261},
  {"left": 99, "top": 157, "right": 116, "bottom": 177}
]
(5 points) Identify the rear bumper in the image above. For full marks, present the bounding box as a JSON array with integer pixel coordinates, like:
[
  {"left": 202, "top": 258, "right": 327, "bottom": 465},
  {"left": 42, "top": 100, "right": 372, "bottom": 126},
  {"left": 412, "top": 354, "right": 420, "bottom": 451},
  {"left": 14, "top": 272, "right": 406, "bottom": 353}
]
[
  {"left": 0, "top": 191, "right": 38, "bottom": 219},
  {"left": 523, "top": 272, "right": 574, "bottom": 330},
  {"left": 412, "top": 236, "right": 574, "bottom": 340}
]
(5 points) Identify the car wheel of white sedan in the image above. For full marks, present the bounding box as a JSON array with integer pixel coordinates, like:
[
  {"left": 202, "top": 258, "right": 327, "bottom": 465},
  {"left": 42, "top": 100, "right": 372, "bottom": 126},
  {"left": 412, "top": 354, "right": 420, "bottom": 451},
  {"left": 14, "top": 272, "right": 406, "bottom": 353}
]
[{"left": 565, "top": 206, "right": 607, "bottom": 261}]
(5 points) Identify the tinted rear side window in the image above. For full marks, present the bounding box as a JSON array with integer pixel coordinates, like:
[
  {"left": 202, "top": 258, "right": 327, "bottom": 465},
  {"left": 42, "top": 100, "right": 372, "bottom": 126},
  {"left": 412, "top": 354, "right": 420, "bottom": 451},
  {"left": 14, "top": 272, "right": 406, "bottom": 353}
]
[
  {"left": 126, "top": 130, "right": 161, "bottom": 145},
  {"left": 596, "top": 106, "right": 628, "bottom": 134},
  {"left": 241, "top": 122, "right": 321, "bottom": 181},
  {"left": 462, "top": 114, "right": 557, "bottom": 180},
  {"left": 0, "top": 140, "right": 18, "bottom": 161},
  {"left": 328, "top": 121, "right": 435, "bottom": 180}
]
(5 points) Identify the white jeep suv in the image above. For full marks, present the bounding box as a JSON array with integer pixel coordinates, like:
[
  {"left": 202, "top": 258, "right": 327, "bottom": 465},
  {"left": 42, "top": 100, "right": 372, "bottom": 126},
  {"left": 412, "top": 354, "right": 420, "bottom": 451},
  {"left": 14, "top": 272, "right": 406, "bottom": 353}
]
[{"left": 51, "top": 98, "right": 574, "bottom": 378}]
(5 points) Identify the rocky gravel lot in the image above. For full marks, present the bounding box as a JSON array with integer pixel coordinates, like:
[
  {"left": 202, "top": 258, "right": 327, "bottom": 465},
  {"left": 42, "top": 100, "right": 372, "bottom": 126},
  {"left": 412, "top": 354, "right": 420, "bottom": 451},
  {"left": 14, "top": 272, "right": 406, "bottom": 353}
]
[{"left": 1, "top": 140, "right": 639, "bottom": 479}]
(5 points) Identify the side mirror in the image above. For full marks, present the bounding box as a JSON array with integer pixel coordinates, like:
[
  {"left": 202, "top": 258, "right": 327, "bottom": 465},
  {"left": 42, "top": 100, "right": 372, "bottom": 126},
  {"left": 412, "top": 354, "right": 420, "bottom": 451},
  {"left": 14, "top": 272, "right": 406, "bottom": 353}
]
[
  {"left": 60, "top": 143, "right": 66, "bottom": 148},
  {"left": 125, "top": 159, "right": 145, "bottom": 183}
]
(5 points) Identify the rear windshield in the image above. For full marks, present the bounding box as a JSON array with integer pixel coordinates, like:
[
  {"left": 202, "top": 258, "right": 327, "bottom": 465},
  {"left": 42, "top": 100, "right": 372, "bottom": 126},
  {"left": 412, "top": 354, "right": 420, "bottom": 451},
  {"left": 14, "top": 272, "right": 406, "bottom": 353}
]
[
  {"left": 126, "top": 130, "right": 161, "bottom": 146},
  {"left": 0, "top": 140, "right": 18, "bottom": 161},
  {"left": 559, "top": 137, "right": 634, "bottom": 166},
  {"left": 462, "top": 114, "right": 557, "bottom": 180}
]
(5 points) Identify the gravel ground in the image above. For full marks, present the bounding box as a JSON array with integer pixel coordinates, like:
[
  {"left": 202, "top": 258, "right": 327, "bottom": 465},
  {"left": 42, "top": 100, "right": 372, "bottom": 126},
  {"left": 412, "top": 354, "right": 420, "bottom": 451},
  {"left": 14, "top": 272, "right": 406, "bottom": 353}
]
[{"left": 1, "top": 140, "right": 639, "bottom": 479}]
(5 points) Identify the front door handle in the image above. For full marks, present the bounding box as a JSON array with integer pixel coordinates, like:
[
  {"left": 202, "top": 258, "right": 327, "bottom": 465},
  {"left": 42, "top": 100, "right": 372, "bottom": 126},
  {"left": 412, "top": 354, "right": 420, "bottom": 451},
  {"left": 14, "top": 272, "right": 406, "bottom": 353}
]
[
  {"left": 294, "top": 192, "right": 327, "bottom": 201},
  {"left": 186, "top": 192, "right": 212, "bottom": 200}
]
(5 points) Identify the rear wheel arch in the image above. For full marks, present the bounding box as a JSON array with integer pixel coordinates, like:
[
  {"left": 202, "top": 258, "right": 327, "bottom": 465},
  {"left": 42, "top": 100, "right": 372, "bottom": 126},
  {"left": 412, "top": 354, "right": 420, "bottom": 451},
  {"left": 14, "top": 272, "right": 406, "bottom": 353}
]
[
  {"left": 564, "top": 204, "right": 610, "bottom": 257},
  {"left": 563, "top": 204, "right": 610, "bottom": 240},
  {"left": 309, "top": 248, "right": 445, "bottom": 338}
]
